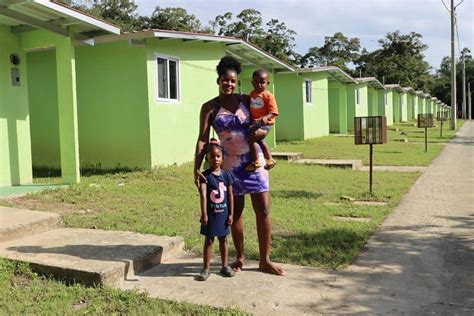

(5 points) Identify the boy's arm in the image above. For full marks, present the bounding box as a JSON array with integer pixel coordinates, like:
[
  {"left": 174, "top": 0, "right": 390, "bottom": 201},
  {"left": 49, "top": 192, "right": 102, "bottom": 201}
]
[
  {"left": 227, "top": 184, "right": 234, "bottom": 224},
  {"left": 199, "top": 182, "right": 208, "bottom": 225},
  {"left": 262, "top": 92, "right": 279, "bottom": 125}
]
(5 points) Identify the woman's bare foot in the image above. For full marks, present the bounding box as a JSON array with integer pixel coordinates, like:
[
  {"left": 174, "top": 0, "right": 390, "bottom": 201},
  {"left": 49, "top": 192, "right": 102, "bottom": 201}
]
[
  {"left": 230, "top": 258, "right": 245, "bottom": 272},
  {"left": 259, "top": 260, "right": 286, "bottom": 276}
]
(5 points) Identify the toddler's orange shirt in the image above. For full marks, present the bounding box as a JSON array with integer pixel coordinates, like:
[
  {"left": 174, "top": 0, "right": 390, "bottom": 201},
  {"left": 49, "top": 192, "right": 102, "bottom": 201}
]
[{"left": 249, "top": 90, "right": 279, "bottom": 125}]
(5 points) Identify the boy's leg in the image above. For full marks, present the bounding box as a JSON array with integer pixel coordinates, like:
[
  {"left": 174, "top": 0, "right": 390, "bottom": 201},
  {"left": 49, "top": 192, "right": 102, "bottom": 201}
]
[
  {"left": 258, "top": 139, "right": 272, "bottom": 160},
  {"left": 218, "top": 236, "right": 228, "bottom": 268},
  {"left": 245, "top": 125, "right": 263, "bottom": 171}
]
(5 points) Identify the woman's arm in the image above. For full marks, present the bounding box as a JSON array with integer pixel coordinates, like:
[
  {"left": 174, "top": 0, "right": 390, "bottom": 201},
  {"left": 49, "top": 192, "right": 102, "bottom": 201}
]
[
  {"left": 199, "top": 182, "right": 208, "bottom": 225},
  {"left": 194, "top": 102, "right": 214, "bottom": 188},
  {"left": 227, "top": 185, "right": 234, "bottom": 225}
]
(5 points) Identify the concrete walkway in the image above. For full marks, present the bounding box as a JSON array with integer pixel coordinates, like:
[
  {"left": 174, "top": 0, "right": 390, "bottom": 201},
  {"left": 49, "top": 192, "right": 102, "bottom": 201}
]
[{"left": 120, "top": 122, "right": 474, "bottom": 314}]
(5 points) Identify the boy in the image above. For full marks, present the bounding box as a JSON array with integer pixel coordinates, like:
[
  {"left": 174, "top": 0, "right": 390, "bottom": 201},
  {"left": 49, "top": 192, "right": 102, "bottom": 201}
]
[{"left": 246, "top": 69, "right": 279, "bottom": 172}]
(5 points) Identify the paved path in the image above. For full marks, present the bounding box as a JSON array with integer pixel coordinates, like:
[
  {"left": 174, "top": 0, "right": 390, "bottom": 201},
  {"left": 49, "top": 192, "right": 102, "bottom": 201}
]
[{"left": 120, "top": 122, "right": 474, "bottom": 314}]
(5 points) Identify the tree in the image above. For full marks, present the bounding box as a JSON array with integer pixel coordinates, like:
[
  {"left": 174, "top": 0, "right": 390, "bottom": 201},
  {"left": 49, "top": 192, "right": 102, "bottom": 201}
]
[
  {"left": 301, "top": 32, "right": 360, "bottom": 73},
  {"left": 355, "top": 31, "right": 432, "bottom": 90},
  {"left": 146, "top": 7, "right": 202, "bottom": 32},
  {"left": 430, "top": 48, "right": 474, "bottom": 106},
  {"left": 209, "top": 9, "right": 298, "bottom": 64}
]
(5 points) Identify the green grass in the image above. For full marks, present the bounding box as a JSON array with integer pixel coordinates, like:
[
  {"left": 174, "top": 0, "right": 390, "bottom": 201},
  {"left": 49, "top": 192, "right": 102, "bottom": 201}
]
[
  {"left": 2, "top": 162, "right": 419, "bottom": 269},
  {"left": 0, "top": 259, "right": 245, "bottom": 315},
  {"left": 276, "top": 120, "right": 465, "bottom": 166}
]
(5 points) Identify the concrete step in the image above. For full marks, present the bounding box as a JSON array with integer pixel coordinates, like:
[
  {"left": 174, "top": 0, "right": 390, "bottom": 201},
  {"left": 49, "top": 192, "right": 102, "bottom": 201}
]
[
  {"left": 272, "top": 152, "right": 304, "bottom": 161},
  {"left": 293, "top": 159, "right": 363, "bottom": 170},
  {"left": 0, "top": 228, "right": 184, "bottom": 286},
  {"left": 0, "top": 206, "right": 63, "bottom": 243}
]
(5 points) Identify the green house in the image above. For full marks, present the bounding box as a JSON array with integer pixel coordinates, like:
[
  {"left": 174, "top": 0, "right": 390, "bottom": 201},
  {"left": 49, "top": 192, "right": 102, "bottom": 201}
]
[
  {"left": 274, "top": 67, "right": 354, "bottom": 140},
  {"left": 385, "top": 84, "right": 404, "bottom": 123},
  {"left": 382, "top": 85, "right": 395, "bottom": 126},
  {"left": 356, "top": 77, "right": 385, "bottom": 117},
  {"left": 416, "top": 91, "right": 426, "bottom": 114},
  {"left": 0, "top": 0, "right": 119, "bottom": 188},
  {"left": 425, "top": 94, "right": 433, "bottom": 114},
  {"left": 26, "top": 30, "right": 293, "bottom": 171},
  {"left": 402, "top": 87, "right": 416, "bottom": 121},
  {"left": 346, "top": 80, "right": 369, "bottom": 132}
]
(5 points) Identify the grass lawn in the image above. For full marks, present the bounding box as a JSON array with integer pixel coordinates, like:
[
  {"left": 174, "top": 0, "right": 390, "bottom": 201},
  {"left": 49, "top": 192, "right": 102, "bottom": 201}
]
[
  {"left": 0, "top": 259, "right": 245, "bottom": 315},
  {"left": 276, "top": 120, "right": 465, "bottom": 166},
  {"left": 2, "top": 162, "right": 419, "bottom": 269}
]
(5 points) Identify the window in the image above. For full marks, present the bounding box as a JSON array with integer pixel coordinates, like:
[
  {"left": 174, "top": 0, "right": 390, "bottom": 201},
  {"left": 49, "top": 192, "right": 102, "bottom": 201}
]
[
  {"left": 156, "top": 54, "right": 179, "bottom": 101},
  {"left": 356, "top": 88, "right": 360, "bottom": 105},
  {"left": 400, "top": 94, "right": 404, "bottom": 105},
  {"left": 305, "top": 79, "right": 312, "bottom": 103}
]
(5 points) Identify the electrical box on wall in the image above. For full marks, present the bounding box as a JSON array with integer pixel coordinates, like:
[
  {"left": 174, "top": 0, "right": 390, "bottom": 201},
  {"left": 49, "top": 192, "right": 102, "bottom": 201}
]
[{"left": 11, "top": 68, "right": 20, "bottom": 86}]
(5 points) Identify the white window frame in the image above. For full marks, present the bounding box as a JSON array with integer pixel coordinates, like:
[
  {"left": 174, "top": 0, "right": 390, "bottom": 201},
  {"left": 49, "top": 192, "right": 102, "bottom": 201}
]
[
  {"left": 155, "top": 53, "right": 181, "bottom": 103},
  {"left": 304, "top": 79, "right": 313, "bottom": 104},
  {"left": 356, "top": 88, "right": 360, "bottom": 105}
]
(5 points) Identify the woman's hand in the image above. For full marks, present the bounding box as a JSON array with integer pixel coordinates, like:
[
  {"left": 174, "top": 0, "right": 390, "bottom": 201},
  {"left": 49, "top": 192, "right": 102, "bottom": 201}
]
[
  {"left": 227, "top": 214, "right": 234, "bottom": 225},
  {"left": 194, "top": 169, "right": 206, "bottom": 189}
]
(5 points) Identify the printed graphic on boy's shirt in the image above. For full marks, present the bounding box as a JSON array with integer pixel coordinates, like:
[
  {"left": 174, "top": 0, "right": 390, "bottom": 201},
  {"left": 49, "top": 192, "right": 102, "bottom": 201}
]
[{"left": 250, "top": 97, "right": 265, "bottom": 109}]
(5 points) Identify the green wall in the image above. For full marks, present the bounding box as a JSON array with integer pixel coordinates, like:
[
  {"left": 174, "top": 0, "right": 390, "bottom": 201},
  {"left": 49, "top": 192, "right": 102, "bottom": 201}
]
[
  {"left": 413, "top": 95, "right": 419, "bottom": 117},
  {"left": 418, "top": 96, "right": 425, "bottom": 114},
  {"left": 368, "top": 87, "right": 379, "bottom": 116},
  {"left": 383, "top": 90, "right": 394, "bottom": 125},
  {"left": 347, "top": 83, "right": 368, "bottom": 132},
  {"left": 400, "top": 93, "right": 408, "bottom": 122},
  {"left": 146, "top": 39, "right": 226, "bottom": 167},
  {"left": 393, "top": 91, "right": 401, "bottom": 122},
  {"left": 407, "top": 93, "right": 414, "bottom": 121},
  {"left": 302, "top": 72, "right": 329, "bottom": 139},
  {"left": 27, "top": 41, "right": 151, "bottom": 169},
  {"left": 27, "top": 50, "right": 60, "bottom": 168},
  {"left": 328, "top": 80, "right": 347, "bottom": 134},
  {"left": 77, "top": 41, "right": 151, "bottom": 169},
  {"left": 0, "top": 26, "right": 32, "bottom": 186},
  {"left": 274, "top": 73, "right": 304, "bottom": 140}
]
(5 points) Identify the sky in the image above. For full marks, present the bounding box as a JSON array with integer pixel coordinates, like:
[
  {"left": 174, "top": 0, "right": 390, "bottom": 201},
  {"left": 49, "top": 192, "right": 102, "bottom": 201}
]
[{"left": 134, "top": 0, "right": 473, "bottom": 71}]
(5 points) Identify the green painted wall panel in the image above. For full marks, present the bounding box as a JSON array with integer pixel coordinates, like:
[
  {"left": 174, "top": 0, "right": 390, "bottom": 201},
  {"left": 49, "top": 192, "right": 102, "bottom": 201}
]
[
  {"left": 328, "top": 80, "right": 347, "bottom": 134},
  {"left": 347, "top": 83, "right": 368, "bottom": 132},
  {"left": 368, "top": 87, "right": 379, "bottom": 116},
  {"left": 0, "top": 26, "right": 33, "bottom": 186},
  {"left": 400, "top": 93, "right": 408, "bottom": 122},
  {"left": 26, "top": 50, "right": 60, "bottom": 168},
  {"left": 146, "top": 39, "right": 226, "bottom": 167},
  {"left": 76, "top": 41, "right": 151, "bottom": 169},
  {"left": 383, "top": 90, "right": 394, "bottom": 125},
  {"left": 407, "top": 94, "right": 414, "bottom": 120},
  {"left": 274, "top": 73, "right": 304, "bottom": 140},
  {"left": 303, "top": 72, "right": 329, "bottom": 139},
  {"left": 393, "top": 91, "right": 401, "bottom": 122}
]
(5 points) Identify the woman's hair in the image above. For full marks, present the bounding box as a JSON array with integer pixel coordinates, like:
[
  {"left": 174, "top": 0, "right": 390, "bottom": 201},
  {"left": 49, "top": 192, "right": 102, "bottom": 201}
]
[
  {"left": 216, "top": 56, "right": 242, "bottom": 78},
  {"left": 205, "top": 138, "right": 223, "bottom": 156}
]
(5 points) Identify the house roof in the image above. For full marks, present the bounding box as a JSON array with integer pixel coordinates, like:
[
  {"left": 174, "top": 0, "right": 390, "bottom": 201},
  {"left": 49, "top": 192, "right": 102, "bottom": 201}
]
[
  {"left": 402, "top": 87, "right": 416, "bottom": 94},
  {"left": 93, "top": 29, "right": 294, "bottom": 72},
  {"left": 0, "top": 0, "right": 120, "bottom": 44},
  {"left": 384, "top": 84, "right": 404, "bottom": 93},
  {"left": 278, "top": 66, "right": 357, "bottom": 84},
  {"left": 355, "top": 77, "right": 385, "bottom": 90}
]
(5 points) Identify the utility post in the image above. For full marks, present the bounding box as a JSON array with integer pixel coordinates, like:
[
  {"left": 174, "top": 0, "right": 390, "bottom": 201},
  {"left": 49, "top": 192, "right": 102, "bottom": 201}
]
[
  {"left": 462, "top": 52, "right": 467, "bottom": 119},
  {"left": 469, "top": 82, "right": 472, "bottom": 120},
  {"left": 450, "top": 0, "right": 457, "bottom": 130}
]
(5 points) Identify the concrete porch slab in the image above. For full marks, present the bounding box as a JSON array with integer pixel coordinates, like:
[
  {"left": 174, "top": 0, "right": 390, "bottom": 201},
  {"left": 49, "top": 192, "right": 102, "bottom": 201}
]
[
  {"left": 272, "top": 152, "right": 304, "bottom": 161},
  {"left": 293, "top": 159, "right": 363, "bottom": 170},
  {"left": 0, "top": 228, "right": 184, "bottom": 286},
  {"left": 0, "top": 206, "right": 63, "bottom": 242}
]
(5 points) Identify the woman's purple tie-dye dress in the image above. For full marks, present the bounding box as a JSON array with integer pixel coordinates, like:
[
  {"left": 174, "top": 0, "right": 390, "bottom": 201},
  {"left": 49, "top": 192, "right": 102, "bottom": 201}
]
[{"left": 213, "top": 101, "right": 269, "bottom": 196}]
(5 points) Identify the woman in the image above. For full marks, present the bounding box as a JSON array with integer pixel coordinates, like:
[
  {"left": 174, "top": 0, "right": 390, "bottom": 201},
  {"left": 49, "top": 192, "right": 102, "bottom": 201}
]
[{"left": 194, "top": 56, "right": 285, "bottom": 275}]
